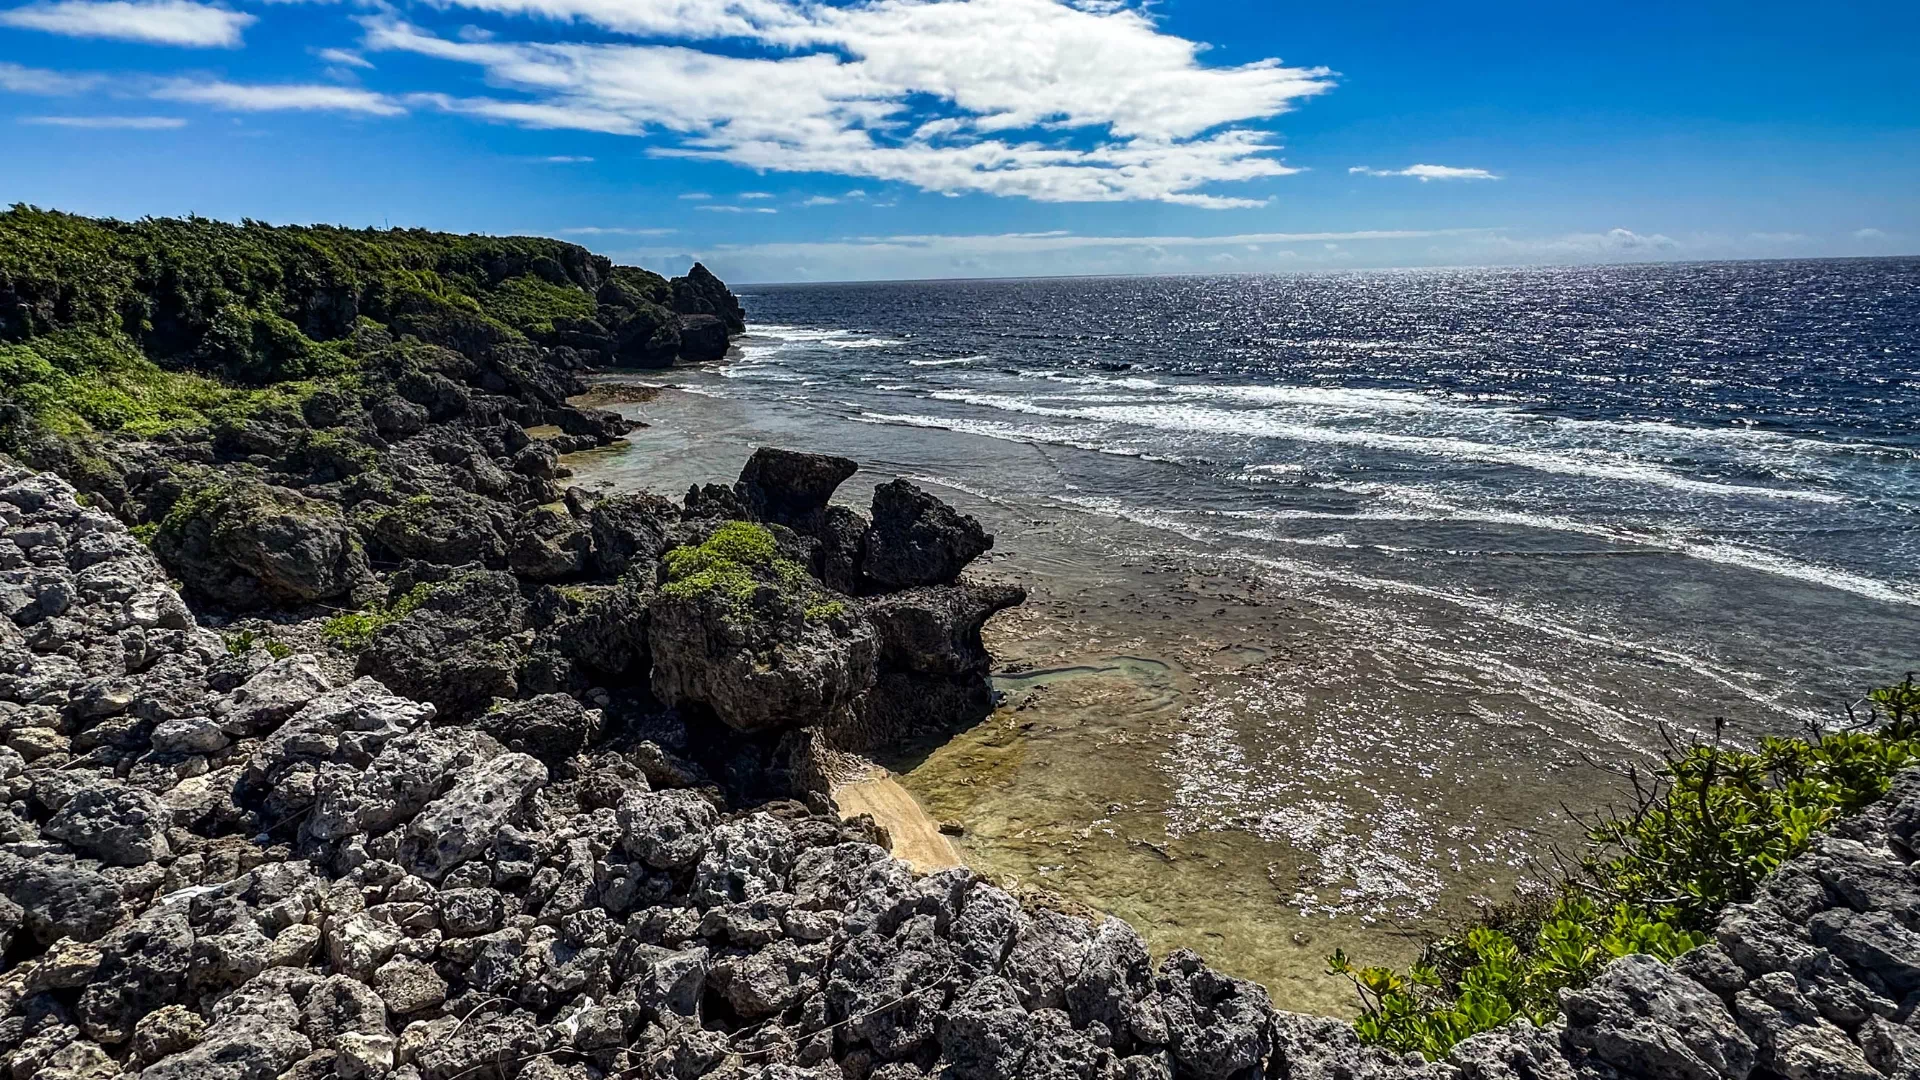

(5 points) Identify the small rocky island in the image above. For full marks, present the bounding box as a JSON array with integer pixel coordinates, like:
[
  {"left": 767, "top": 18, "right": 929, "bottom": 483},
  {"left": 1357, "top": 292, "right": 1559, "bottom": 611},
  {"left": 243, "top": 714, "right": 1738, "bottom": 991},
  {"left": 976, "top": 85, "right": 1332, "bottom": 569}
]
[{"left": 4, "top": 208, "right": 1920, "bottom": 1080}]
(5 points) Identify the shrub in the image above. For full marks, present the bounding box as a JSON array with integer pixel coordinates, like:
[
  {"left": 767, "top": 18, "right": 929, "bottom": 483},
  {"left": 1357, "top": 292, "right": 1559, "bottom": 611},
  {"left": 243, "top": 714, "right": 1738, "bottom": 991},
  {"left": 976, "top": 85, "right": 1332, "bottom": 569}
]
[
  {"left": 1331, "top": 675, "right": 1920, "bottom": 1058},
  {"left": 320, "top": 582, "right": 431, "bottom": 652},
  {"left": 223, "top": 628, "right": 291, "bottom": 659}
]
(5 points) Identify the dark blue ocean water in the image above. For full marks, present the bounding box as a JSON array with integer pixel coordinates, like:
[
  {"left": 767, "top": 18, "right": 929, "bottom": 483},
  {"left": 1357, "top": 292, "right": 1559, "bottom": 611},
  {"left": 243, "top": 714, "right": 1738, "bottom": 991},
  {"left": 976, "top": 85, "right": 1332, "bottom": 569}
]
[
  {"left": 596, "top": 259, "right": 1917, "bottom": 741},
  {"left": 731, "top": 260, "right": 1919, "bottom": 612}
]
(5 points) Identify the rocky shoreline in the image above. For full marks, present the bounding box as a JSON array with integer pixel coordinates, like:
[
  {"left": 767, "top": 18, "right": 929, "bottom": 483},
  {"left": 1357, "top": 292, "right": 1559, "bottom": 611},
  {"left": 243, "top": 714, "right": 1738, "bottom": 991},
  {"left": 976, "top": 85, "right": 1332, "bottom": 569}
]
[
  {"left": 6, "top": 212, "right": 1920, "bottom": 1080},
  {"left": 13, "top": 452, "right": 1920, "bottom": 1080}
]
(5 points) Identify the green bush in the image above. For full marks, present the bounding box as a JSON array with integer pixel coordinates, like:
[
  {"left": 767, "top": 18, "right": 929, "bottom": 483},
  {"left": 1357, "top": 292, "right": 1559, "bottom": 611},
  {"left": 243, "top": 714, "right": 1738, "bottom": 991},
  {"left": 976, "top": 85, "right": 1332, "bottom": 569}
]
[
  {"left": 223, "top": 628, "right": 291, "bottom": 659},
  {"left": 1331, "top": 676, "right": 1920, "bottom": 1058},
  {"left": 320, "top": 582, "right": 432, "bottom": 652}
]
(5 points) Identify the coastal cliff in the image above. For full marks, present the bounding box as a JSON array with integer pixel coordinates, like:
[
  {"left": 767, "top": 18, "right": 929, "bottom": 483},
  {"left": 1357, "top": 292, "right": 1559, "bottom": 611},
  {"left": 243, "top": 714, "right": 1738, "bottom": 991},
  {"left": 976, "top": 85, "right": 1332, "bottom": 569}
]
[{"left": 4, "top": 210, "right": 1920, "bottom": 1080}]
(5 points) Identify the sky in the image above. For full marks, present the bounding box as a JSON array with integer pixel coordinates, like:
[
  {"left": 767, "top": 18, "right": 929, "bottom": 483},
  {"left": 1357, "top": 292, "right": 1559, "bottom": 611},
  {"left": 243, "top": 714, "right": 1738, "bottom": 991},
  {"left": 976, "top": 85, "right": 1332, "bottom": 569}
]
[{"left": 2, "top": 0, "right": 1916, "bottom": 283}]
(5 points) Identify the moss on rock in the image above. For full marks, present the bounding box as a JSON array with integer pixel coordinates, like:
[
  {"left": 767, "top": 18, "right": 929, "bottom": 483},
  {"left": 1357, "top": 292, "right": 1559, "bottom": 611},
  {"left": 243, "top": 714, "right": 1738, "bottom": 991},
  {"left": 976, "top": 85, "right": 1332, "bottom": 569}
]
[{"left": 152, "top": 475, "right": 372, "bottom": 610}]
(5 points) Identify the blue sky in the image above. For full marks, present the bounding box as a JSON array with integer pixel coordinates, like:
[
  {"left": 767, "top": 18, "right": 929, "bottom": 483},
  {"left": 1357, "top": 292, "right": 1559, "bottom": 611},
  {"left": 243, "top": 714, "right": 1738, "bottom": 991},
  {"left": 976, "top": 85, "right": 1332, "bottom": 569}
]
[{"left": 3, "top": 0, "right": 1915, "bottom": 282}]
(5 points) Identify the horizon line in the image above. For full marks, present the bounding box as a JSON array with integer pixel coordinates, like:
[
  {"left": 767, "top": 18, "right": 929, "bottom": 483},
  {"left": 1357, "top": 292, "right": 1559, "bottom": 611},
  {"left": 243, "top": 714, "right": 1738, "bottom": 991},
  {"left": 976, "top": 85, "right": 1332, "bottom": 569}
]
[{"left": 725, "top": 252, "right": 1920, "bottom": 289}]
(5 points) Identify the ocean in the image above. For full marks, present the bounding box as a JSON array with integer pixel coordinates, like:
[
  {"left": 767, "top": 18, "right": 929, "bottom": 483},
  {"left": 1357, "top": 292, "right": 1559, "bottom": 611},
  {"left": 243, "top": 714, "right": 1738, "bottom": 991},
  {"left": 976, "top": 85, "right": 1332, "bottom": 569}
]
[{"left": 571, "top": 258, "right": 1920, "bottom": 1007}]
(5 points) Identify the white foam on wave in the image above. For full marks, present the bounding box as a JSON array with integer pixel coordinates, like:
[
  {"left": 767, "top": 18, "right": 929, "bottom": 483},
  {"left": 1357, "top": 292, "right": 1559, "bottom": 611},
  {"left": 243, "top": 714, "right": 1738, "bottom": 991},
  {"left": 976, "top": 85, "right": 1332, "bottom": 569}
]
[
  {"left": 952, "top": 374, "right": 1917, "bottom": 499},
  {"left": 1044, "top": 492, "right": 1828, "bottom": 729},
  {"left": 1221, "top": 493, "right": 1920, "bottom": 608},
  {"left": 906, "top": 356, "right": 986, "bottom": 367},
  {"left": 744, "top": 324, "right": 909, "bottom": 349},
  {"left": 852, "top": 411, "right": 1189, "bottom": 464},
  {"left": 895, "top": 472, "right": 1021, "bottom": 509},
  {"left": 927, "top": 390, "right": 1850, "bottom": 504}
]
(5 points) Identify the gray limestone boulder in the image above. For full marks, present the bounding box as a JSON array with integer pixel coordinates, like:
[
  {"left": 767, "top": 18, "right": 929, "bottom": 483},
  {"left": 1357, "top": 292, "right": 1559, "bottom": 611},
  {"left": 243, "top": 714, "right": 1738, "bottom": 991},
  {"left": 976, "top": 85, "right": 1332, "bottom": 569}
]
[
  {"left": 735, "top": 448, "right": 859, "bottom": 534},
  {"left": 618, "top": 788, "right": 718, "bottom": 871},
  {"left": 153, "top": 479, "right": 372, "bottom": 611},
  {"left": 1152, "top": 949, "right": 1275, "bottom": 1080},
  {"left": 936, "top": 976, "right": 1033, "bottom": 1080},
  {"left": 476, "top": 693, "right": 599, "bottom": 765},
  {"left": 0, "top": 852, "right": 123, "bottom": 943},
  {"left": 400, "top": 752, "right": 548, "bottom": 881},
  {"left": 693, "top": 813, "right": 796, "bottom": 906},
  {"left": 216, "top": 654, "right": 333, "bottom": 737},
  {"left": 861, "top": 583, "right": 1025, "bottom": 678},
  {"left": 1561, "top": 953, "right": 1756, "bottom": 1080},
  {"left": 42, "top": 781, "right": 171, "bottom": 865},
  {"left": 648, "top": 573, "right": 876, "bottom": 735},
  {"left": 307, "top": 727, "right": 502, "bottom": 842}
]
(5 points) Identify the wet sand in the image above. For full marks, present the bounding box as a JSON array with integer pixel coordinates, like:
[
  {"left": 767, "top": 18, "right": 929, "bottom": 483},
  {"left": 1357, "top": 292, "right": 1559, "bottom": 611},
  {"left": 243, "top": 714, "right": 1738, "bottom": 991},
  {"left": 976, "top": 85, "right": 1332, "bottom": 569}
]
[{"left": 833, "top": 769, "right": 965, "bottom": 873}]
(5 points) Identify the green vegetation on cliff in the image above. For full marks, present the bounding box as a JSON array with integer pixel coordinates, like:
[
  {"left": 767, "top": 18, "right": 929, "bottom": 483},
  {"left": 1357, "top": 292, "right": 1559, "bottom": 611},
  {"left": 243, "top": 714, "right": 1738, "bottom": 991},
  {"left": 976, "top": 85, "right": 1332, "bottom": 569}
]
[
  {"left": 321, "top": 581, "right": 433, "bottom": 651},
  {"left": 1333, "top": 676, "right": 1920, "bottom": 1057},
  {"left": 664, "top": 522, "right": 814, "bottom": 604},
  {"left": 0, "top": 205, "right": 738, "bottom": 482},
  {"left": 662, "top": 520, "right": 848, "bottom": 625}
]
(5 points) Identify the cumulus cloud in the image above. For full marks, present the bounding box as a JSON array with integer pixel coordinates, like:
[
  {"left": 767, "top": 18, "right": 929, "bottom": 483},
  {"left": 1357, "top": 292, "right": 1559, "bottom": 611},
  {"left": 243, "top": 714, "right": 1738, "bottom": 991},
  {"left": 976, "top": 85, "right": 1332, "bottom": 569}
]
[
  {"left": 352, "top": 0, "right": 1334, "bottom": 207},
  {"left": 0, "top": 0, "right": 254, "bottom": 47},
  {"left": 1350, "top": 164, "right": 1499, "bottom": 181},
  {"left": 1854, "top": 227, "right": 1888, "bottom": 240},
  {"left": 0, "top": 61, "right": 100, "bottom": 94},
  {"left": 22, "top": 113, "right": 185, "bottom": 127},
  {"left": 152, "top": 79, "right": 405, "bottom": 114},
  {"left": 696, "top": 204, "right": 779, "bottom": 214}
]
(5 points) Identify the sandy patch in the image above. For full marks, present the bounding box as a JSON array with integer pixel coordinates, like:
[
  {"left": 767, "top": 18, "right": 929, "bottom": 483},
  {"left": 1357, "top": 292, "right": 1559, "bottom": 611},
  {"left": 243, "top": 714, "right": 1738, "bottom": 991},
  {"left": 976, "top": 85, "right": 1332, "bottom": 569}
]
[{"left": 835, "top": 768, "right": 964, "bottom": 873}]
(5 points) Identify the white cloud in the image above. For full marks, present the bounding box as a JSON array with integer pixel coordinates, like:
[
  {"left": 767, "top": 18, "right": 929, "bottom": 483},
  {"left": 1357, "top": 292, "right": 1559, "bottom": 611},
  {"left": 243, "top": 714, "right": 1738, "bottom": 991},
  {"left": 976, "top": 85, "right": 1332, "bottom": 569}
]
[
  {"left": 0, "top": 0, "right": 254, "bottom": 47},
  {"left": 317, "top": 47, "right": 373, "bottom": 69},
  {"left": 21, "top": 113, "right": 185, "bottom": 128},
  {"left": 1473, "top": 227, "right": 1677, "bottom": 257},
  {"left": 799, "top": 195, "right": 840, "bottom": 206},
  {"left": 153, "top": 79, "right": 406, "bottom": 114},
  {"left": 1854, "top": 227, "right": 1888, "bottom": 240},
  {"left": 702, "top": 226, "right": 1481, "bottom": 260},
  {"left": 696, "top": 204, "right": 779, "bottom": 214},
  {"left": 0, "top": 62, "right": 102, "bottom": 95},
  {"left": 738, "top": 191, "right": 774, "bottom": 199},
  {"left": 536, "top": 154, "right": 593, "bottom": 162},
  {"left": 679, "top": 225, "right": 1469, "bottom": 280},
  {"left": 356, "top": 0, "right": 1333, "bottom": 207},
  {"left": 1350, "top": 163, "right": 1499, "bottom": 182}
]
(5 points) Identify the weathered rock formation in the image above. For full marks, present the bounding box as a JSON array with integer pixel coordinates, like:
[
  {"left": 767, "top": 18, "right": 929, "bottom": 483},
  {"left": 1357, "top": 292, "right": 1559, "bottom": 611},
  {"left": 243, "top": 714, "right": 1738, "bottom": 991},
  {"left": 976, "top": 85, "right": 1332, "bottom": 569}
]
[{"left": 10, "top": 452, "right": 1920, "bottom": 1080}]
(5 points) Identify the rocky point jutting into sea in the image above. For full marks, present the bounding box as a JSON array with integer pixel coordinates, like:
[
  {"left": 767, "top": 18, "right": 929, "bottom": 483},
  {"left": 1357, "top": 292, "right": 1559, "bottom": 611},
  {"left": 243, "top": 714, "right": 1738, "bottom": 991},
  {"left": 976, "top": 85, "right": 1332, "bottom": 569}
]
[{"left": 3, "top": 208, "right": 1920, "bottom": 1080}]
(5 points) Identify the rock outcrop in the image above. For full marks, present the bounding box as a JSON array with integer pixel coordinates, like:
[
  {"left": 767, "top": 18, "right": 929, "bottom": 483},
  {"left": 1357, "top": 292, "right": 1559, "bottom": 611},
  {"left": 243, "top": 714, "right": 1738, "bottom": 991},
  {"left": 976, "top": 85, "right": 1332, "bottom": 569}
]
[
  {"left": 863, "top": 479, "right": 995, "bottom": 591},
  {"left": 9, "top": 452, "right": 1920, "bottom": 1080},
  {"left": 152, "top": 479, "right": 373, "bottom": 611},
  {"left": 736, "top": 449, "right": 860, "bottom": 534}
]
